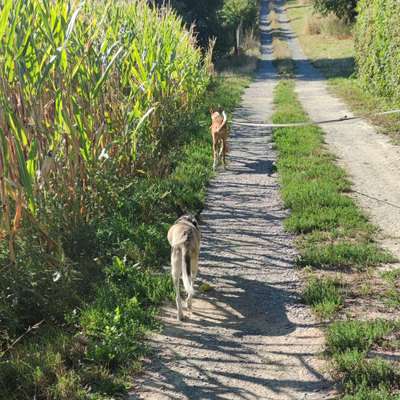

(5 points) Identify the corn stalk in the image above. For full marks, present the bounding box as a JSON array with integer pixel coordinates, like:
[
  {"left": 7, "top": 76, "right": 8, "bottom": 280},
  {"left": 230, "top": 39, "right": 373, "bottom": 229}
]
[{"left": 0, "top": 0, "right": 210, "bottom": 262}]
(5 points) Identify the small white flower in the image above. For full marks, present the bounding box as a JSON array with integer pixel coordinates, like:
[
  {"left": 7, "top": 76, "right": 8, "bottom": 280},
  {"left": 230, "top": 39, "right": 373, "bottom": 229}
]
[
  {"left": 99, "top": 148, "right": 110, "bottom": 160},
  {"left": 53, "top": 271, "right": 62, "bottom": 282}
]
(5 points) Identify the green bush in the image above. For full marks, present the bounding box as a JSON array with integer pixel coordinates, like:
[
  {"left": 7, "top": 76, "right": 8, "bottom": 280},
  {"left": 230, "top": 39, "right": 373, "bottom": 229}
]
[
  {"left": 313, "top": 0, "right": 357, "bottom": 23},
  {"left": 80, "top": 257, "right": 173, "bottom": 368},
  {"left": 355, "top": 0, "right": 400, "bottom": 104}
]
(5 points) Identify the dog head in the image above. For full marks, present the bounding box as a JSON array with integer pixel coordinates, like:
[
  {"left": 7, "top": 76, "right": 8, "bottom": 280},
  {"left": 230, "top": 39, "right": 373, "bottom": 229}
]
[
  {"left": 177, "top": 214, "right": 199, "bottom": 229},
  {"left": 210, "top": 107, "right": 222, "bottom": 120}
]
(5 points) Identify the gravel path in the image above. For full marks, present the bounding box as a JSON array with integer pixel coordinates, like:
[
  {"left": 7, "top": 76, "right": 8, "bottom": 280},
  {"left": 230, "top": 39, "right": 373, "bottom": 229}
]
[
  {"left": 277, "top": 3, "right": 400, "bottom": 260},
  {"left": 130, "top": 2, "right": 333, "bottom": 399}
]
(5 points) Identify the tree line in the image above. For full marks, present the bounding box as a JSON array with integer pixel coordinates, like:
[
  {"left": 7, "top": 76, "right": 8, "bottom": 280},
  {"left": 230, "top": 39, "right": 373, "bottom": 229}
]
[{"left": 151, "top": 0, "right": 258, "bottom": 56}]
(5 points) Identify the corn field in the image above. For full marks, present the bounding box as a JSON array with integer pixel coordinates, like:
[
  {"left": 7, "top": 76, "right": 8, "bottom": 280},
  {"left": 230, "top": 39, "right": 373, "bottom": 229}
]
[{"left": 0, "top": 0, "right": 211, "bottom": 262}]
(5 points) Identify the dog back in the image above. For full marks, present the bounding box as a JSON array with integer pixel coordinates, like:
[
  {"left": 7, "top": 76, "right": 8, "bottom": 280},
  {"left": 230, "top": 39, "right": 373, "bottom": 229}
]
[
  {"left": 211, "top": 111, "right": 228, "bottom": 139},
  {"left": 168, "top": 218, "right": 200, "bottom": 251}
]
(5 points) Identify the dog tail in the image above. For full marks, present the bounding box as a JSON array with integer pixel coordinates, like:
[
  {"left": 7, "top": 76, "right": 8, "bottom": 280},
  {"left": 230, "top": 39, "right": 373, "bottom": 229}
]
[
  {"left": 181, "top": 247, "right": 194, "bottom": 297},
  {"left": 216, "top": 110, "right": 227, "bottom": 133}
]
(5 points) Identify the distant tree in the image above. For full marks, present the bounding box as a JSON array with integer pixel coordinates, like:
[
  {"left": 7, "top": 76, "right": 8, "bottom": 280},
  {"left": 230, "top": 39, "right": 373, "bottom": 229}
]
[
  {"left": 151, "top": 0, "right": 224, "bottom": 49},
  {"left": 219, "top": 0, "right": 257, "bottom": 55},
  {"left": 150, "top": 0, "right": 257, "bottom": 55},
  {"left": 312, "top": 0, "right": 358, "bottom": 23}
]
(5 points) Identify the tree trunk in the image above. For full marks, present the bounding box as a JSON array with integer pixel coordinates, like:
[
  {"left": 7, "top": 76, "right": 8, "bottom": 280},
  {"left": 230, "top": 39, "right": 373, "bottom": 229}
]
[{"left": 235, "top": 18, "right": 243, "bottom": 56}]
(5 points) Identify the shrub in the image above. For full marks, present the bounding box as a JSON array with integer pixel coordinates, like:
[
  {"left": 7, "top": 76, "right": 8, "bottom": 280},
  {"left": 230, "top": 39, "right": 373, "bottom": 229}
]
[
  {"left": 355, "top": 0, "right": 400, "bottom": 104},
  {"left": 312, "top": 0, "right": 357, "bottom": 23},
  {"left": 80, "top": 257, "right": 173, "bottom": 368}
]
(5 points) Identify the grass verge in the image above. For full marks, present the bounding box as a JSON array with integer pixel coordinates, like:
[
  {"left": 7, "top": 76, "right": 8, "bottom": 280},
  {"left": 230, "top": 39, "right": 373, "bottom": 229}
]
[
  {"left": 0, "top": 72, "right": 251, "bottom": 400},
  {"left": 327, "top": 320, "right": 400, "bottom": 398},
  {"left": 272, "top": 79, "right": 399, "bottom": 398}
]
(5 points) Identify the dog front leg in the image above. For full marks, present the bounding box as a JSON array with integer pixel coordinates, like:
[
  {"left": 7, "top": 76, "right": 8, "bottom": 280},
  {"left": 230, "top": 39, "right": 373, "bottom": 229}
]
[
  {"left": 222, "top": 139, "right": 227, "bottom": 168},
  {"left": 212, "top": 139, "right": 218, "bottom": 170}
]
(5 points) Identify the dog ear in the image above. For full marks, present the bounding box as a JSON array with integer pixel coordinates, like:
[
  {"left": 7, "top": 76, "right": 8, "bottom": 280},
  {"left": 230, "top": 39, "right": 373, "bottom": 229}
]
[
  {"left": 194, "top": 210, "right": 202, "bottom": 223},
  {"left": 209, "top": 107, "right": 214, "bottom": 115},
  {"left": 175, "top": 203, "right": 184, "bottom": 217}
]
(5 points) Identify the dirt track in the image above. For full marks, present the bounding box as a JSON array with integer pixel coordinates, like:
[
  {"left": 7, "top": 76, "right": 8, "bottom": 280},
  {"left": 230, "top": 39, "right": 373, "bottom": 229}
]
[{"left": 130, "top": 1, "right": 334, "bottom": 399}]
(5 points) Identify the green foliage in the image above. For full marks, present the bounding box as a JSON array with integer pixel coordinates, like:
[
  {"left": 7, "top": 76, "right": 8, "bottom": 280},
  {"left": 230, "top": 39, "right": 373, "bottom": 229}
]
[
  {"left": 0, "top": 72, "right": 251, "bottom": 399},
  {"left": 343, "top": 387, "right": 400, "bottom": 400},
  {"left": 380, "top": 269, "right": 400, "bottom": 309},
  {"left": 220, "top": 0, "right": 258, "bottom": 54},
  {"left": 355, "top": 0, "right": 400, "bottom": 104},
  {"left": 219, "top": 0, "right": 257, "bottom": 27},
  {"left": 0, "top": 328, "right": 89, "bottom": 400},
  {"left": 303, "top": 275, "right": 343, "bottom": 318},
  {"left": 327, "top": 320, "right": 395, "bottom": 354},
  {"left": 80, "top": 257, "right": 173, "bottom": 368},
  {"left": 312, "top": 0, "right": 358, "bottom": 23},
  {"left": 334, "top": 350, "right": 398, "bottom": 394},
  {"left": 0, "top": 0, "right": 210, "bottom": 263},
  {"left": 158, "top": 0, "right": 258, "bottom": 56},
  {"left": 327, "top": 320, "right": 400, "bottom": 396},
  {"left": 0, "top": 241, "right": 82, "bottom": 339},
  {"left": 153, "top": 0, "right": 224, "bottom": 49}
]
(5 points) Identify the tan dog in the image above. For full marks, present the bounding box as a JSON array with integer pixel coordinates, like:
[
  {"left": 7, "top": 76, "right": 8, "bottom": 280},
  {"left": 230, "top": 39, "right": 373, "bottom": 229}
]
[
  {"left": 167, "top": 214, "right": 201, "bottom": 321},
  {"left": 210, "top": 109, "right": 229, "bottom": 170}
]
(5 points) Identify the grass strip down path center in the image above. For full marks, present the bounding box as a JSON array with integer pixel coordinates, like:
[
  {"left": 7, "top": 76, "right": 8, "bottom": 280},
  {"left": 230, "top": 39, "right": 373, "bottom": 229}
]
[
  {"left": 272, "top": 79, "right": 400, "bottom": 398},
  {"left": 272, "top": 80, "right": 393, "bottom": 271}
]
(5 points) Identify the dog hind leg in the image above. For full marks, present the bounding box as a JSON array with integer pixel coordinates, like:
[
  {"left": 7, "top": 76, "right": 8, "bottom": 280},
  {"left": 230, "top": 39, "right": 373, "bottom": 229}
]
[
  {"left": 182, "top": 248, "right": 194, "bottom": 314},
  {"left": 187, "top": 250, "right": 199, "bottom": 313},
  {"left": 222, "top": 139, "right": 227, "bottom": 168},
  {"left": 171, "top": 247, "right": 183, "bottom": 321}
]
